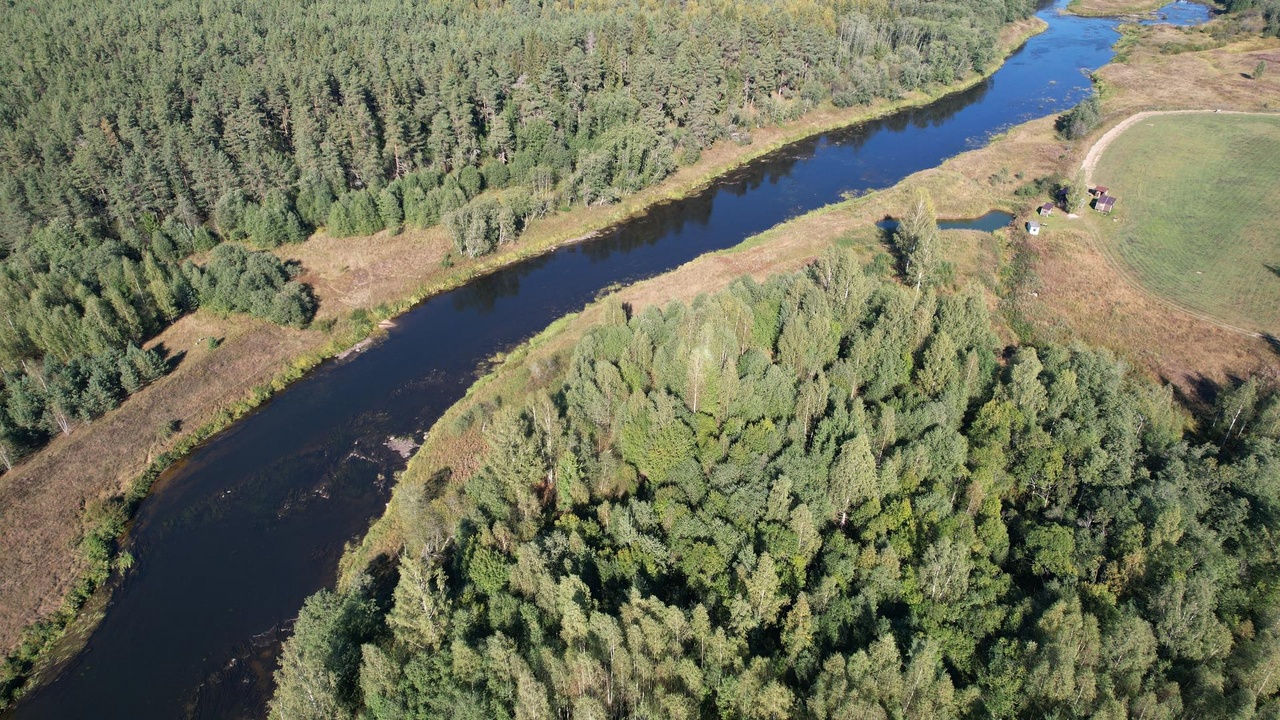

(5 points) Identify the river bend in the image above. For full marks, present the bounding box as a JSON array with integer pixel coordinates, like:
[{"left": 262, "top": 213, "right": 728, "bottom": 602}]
[{"left": 6, "top": 1, "right": 1209, "bottom": 717}]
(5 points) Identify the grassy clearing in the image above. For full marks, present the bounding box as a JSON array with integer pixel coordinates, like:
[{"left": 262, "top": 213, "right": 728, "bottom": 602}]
[{"left": 1090, "top": 113, "right": 1280, "bottom": 332}]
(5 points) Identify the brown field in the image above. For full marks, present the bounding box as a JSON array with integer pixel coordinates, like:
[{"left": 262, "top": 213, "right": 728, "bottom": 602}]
[
  {"left": 281, "top": 226, "right": 453, "bottom": 317},
  {"left": 0, "top": 19, "right": 1046, "bottom": 661},
  {"left": 338, "top": 21, "right": 1280, "bottom": 583}
]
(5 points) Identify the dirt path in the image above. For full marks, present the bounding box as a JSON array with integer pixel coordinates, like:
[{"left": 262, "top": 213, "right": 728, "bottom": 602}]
[{"left": 1078, "top": 109, "right": 1278, "bottom": 340}]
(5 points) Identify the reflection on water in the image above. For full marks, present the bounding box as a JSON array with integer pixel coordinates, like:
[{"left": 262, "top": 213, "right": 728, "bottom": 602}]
[{"left": 5, "top": 2, "right": 1204, "bottom": 719}]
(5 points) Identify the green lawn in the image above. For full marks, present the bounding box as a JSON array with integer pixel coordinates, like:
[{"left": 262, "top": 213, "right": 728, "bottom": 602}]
[{"left": 1093, "top": 113, "right": 1280, "bottom": 333}]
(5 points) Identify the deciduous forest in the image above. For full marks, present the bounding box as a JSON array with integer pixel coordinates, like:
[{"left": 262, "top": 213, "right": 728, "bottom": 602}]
[
  {"left": 271, "top": 249, "right": 1280, "bottom": 719},
  {"left": 0, "top": 0, "right": 1036, "bottom": 469}
]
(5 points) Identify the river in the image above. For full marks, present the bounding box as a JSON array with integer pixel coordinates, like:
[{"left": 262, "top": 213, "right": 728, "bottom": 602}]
[{"left": 4, "top": 1, "right": 1210, "bottom": 717}]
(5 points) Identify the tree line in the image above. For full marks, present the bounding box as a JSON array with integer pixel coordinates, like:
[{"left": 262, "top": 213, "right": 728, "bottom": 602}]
[
  {"left": 270, "top": 249, "right": 1280, "bottom": 719},
  {"left": 0, "top": 0, "right": 1035, "bottom": 250}
]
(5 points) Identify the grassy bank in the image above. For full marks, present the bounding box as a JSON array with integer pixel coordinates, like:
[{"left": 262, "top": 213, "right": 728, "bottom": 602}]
[
  {"left": 0, "top": 17, "right": 1048, "bottom": 709},
  {"left": 1068, "top": 0, "right": 1170, "bottom": 17},
  {"left": 0, "top": 309, "right": 384, "bottom": 706}
]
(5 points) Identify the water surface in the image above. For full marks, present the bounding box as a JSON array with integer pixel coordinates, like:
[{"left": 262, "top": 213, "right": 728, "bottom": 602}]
[
  {"left": 6, "top": 2, "right": 1187, "bottom": 718},
  {"left": 1141, "top": 0, "right": 1214, "bottom": 25},
  {"left": 877, "top": 210, "right": 1016, "bottom": 234}
]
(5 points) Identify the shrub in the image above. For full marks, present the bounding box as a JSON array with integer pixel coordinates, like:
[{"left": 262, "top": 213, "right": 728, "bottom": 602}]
[{"left": 1055, "top": 95, "right": 1102, "bottom": 140}]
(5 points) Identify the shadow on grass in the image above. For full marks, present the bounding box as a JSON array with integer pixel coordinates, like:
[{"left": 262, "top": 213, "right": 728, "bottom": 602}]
[
  {"left": 155, "top": 343, "right": 186, "bottom": 373},
  {"left": 1170, "top": 373, "right": 1215, "bottom": 410},
  {"left": 1167, "top": 371, "right": 1249, "bottom": 414},
  {"left": 1262, "top": 333, "right": 1280, "bottom": 358},
  {"left": 877, "top": 219, "right": 907, "bottom": 276}
]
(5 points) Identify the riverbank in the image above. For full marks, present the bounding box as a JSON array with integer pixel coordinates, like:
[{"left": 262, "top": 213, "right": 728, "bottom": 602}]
[
  {"left": 0, "top": 16, "right": 1047, "bottom": 706},
  {"left": 335, "top": 15, "right": 1280, "bottom": 587}
]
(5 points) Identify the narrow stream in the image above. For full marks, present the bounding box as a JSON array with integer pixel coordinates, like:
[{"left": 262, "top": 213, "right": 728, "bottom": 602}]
[{"left": 5, "top": 1, "right": 1210, "bottom": 718}]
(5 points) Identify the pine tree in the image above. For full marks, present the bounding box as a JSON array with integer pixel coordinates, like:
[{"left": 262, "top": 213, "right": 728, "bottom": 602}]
[{"left": 376, "top": 188, "right": 403, "bottom": 233}]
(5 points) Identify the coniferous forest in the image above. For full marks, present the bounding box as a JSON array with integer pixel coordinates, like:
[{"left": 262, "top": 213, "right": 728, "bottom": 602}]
[
  {"left": 271, "top": 251, "right": 1280, "bottom": 719},
  {"left": 0, "top": 0, "right": 1035, "bottom": 469}
]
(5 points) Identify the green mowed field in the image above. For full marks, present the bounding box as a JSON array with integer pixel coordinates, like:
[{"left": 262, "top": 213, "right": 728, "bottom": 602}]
[{"left": 1093, "top": 113, "right": 1280, "bottom": 332}]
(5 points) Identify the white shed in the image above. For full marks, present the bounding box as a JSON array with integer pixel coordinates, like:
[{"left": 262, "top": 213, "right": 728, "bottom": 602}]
[{"left": 1027, "top": 221, "right": 1041, "bottom": 236}]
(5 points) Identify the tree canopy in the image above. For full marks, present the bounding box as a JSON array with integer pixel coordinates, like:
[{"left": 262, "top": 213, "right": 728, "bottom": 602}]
[
  {"left": 0, "top": 0, "right": 1034, "bottom": 248},
  {"left": 0, "top": 0, "right": 1039, "bottom": 470},
  {"left": 1223, "top": 0, "right": 1280, "bottom": 36},
  {"left": 272, "top": 250, "right": 1280, "bottom": 719}
]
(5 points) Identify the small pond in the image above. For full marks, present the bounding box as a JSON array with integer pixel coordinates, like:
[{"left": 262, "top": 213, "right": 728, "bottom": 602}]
[{"left": 876, "top": 210, "right": 1016, "bottom": 234}]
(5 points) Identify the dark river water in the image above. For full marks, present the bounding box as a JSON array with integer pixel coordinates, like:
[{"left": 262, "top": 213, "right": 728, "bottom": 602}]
[{"left": 5, "top": 1, "right": 1210, "bottom": 718}]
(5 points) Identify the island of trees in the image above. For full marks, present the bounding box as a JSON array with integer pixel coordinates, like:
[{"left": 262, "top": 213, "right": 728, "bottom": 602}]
[{"left": 270, "top": 247, "right": 1280, "bottom": 719}]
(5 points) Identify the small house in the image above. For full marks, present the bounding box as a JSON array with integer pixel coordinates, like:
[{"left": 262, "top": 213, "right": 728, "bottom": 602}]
[
  {"left": 1027, "top": 221, "right": 1041, "bottom": 236},
  {"left": 1091, "top": 185, "right": 1109, "bottom": 197},
  {"left": 1039, "top": 202, "right": 1055, "bottom": 216},
  {"left": 1094, "top": 195, "right": 1116, "bottom": 214}
]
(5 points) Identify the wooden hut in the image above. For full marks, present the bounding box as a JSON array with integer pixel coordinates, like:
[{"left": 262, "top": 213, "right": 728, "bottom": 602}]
[{"left": 1038, "top": 202, "right": 1055, "bottom": 216}]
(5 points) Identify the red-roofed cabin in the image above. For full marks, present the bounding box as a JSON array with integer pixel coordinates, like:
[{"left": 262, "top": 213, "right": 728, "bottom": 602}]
[
  {"left": 1039, "top": 202, "right": 1054, "bottom": 216},
  {"left": 1091, "top": 185, "right": 1109, "bottom": 196}
]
